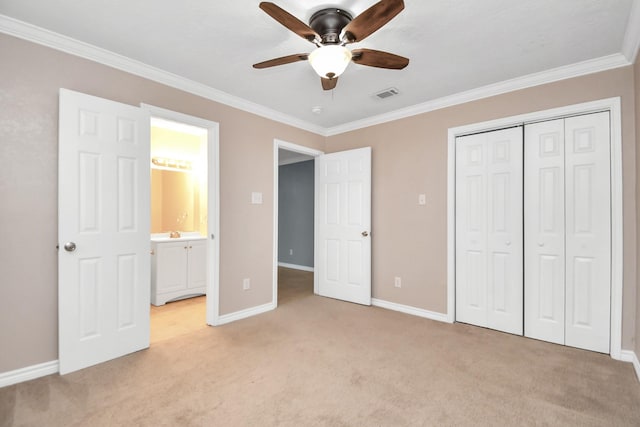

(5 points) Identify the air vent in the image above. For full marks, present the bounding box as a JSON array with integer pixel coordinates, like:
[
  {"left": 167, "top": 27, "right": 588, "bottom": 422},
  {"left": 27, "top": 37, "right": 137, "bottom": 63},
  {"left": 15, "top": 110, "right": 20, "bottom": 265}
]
[{"left": 374, "top": 87, "right": 399, "bottom": 100}]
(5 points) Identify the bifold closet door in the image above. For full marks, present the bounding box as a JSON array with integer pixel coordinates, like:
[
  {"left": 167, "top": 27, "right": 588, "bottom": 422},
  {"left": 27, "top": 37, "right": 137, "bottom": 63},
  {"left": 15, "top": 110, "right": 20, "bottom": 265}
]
[
  {"left": 525, "top": 112, "right": 611, "bottom": 353},
  {"left": 456, "top": 127, "right": 523, "bottom": 335},
  {"left": 524, "top": 119, "right": 566, "bottom": 345}
]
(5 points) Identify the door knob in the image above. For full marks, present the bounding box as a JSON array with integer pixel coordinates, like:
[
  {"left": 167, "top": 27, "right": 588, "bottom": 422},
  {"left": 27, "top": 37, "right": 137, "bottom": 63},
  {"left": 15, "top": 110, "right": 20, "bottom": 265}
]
[
  {"left": 361, "top": 231, "right": 369, "bottom": 237},
  {"left": 505, "top": 241, "right": 511, "bottom": 246},
  {"left": 64, "top": 242, "right": 77, "bottom": 252},
  {"left": 538, "top": 242, "right": 544, "bottom": 247}
]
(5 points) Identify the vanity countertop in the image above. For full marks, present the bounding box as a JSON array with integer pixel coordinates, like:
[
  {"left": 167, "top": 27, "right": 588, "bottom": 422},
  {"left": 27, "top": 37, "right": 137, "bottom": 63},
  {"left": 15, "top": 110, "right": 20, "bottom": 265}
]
[{"left": 150, "top": 233, "right": 206, "bottom": 243}]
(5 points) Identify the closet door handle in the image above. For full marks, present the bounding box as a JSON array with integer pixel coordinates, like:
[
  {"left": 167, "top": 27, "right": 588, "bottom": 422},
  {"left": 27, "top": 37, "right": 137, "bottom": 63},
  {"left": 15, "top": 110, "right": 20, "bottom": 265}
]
[
  {"left": 538, "top": 242, "right": 544, "bottom": 247},
  {"left": 505, "top": 241, "right": 511, "bottom": 246}
]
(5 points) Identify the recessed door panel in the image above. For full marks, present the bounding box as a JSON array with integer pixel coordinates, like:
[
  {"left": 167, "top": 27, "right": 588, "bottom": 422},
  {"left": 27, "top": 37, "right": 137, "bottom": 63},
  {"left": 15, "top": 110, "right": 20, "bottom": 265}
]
[
  {"left": 117, "top": 254, "right": 136, "bottom": 330},
  {"left": 347, "top": 240, "right": 362, "bottom": 286},
  {"left": 118, "top": 157, "right": 137, "bottom": 232},
  {"left": 538, "top": 254, "right": 561, "bottom": 322},
  {"left": 490, "top": 252, "right": 508, "bottom": 312},
  {"left": 79, "top": 258, "right": 101, "bottom": 340},
  {"left": 79, "top": 153, "right": 101, "bottom": 233},
  {"left": 348, "top": 181, "right": 363, "bottom": 226},
  {"left": 325, "top": 183, "right": 340, "bottom": 225},
  {"left": 466, "top": 250, "right": 485, "bottom": 309},
  {"left": 325, "top": 239, "right": 340, "bottom": 283}
]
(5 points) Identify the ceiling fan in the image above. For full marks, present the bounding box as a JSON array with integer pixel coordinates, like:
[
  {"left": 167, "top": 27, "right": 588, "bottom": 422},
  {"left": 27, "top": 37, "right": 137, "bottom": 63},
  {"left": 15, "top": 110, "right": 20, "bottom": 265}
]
[{"left": 253, "top": 0, "right": 409, "bottom": 90}]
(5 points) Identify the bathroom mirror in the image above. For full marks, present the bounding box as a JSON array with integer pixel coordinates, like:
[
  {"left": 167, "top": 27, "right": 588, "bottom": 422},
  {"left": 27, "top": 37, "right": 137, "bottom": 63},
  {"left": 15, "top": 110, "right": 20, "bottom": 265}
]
[{"left": 151, "top": 168, "right": 205, "bottom": 233}]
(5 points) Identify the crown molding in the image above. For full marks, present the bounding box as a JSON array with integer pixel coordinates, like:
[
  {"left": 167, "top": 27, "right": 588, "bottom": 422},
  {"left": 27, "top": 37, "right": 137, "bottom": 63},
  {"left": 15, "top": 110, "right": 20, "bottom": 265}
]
[
  {"left": 0, "top": 14, "right": 327, "bottom": 136},
  {"left": 1, "top": 14, "right": 634, "bottom": 139},
  {"left": 622, "top": 0, "right": 640, "bottom": 63},
  {"left": 325, "top": 53, "right": 631, "bottom": 136}
]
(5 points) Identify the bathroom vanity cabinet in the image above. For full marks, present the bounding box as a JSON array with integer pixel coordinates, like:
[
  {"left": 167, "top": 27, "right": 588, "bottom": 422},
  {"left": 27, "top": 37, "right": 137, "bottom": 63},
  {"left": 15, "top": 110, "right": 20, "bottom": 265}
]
[{"left": 151, "top": 236, "right": 206, "bottom": 306}]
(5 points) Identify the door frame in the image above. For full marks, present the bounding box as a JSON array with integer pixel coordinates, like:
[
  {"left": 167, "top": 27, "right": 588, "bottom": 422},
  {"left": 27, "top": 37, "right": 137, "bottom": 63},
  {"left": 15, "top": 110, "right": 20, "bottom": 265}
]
[
  {"left": 141, "top": 104, "right": 221, "bottom": 326},
  {"left": 447, "top": 97, "right": 623, "bottom": 359},
  {"left": 272, "top": 139, "right": 324, "bottom": 305}
]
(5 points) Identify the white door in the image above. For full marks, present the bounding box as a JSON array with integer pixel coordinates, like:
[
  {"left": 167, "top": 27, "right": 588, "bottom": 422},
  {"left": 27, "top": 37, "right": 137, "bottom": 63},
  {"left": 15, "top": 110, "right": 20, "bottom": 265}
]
[
  {"left": 316, "top": 147, "right": 371, "bottom": 305},
  {"left": 524, "top": 112, "right": 611, "bottom": 353},
  {"left": 564, "top": 112, "right": 611, "bottom": 353},
  {"left": 58, "top": 89, "right": 150, "bottom": 374},
  {"left": 456, "top": 127, "right": 523, "bottom": 335},
  {"left": 524, "top": 118, "right": 566, "bottom": 345}
]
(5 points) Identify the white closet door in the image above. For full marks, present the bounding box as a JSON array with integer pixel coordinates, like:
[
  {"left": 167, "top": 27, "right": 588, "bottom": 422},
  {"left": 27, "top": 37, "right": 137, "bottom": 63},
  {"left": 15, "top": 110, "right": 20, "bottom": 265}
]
[
  {"left": 486, "top": 129, "right": 524, "bottom": 334},
  {"left": 564, "top": 112, "right": 611, "bottom": 353},
  {"left": 456, "top": 134, "right": 488, "bottom": 327},
  {"left": 524, "top": 119, "right": 566, "bottom": 344},
  {"left": 456, "top": 127, "right": 523, "bottom": 334},
  {"left": 525, "top": 112, "right": 611, "bottom": 353}
]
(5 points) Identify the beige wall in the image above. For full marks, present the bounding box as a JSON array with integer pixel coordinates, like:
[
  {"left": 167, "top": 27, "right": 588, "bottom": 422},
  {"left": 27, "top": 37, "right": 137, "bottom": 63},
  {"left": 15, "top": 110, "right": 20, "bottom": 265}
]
[
  {"left": 326, "top": 66, "right": 638, "bottom": 350},
  {"left": 0, "top": 34, "right": 324, "bottom": 373}
]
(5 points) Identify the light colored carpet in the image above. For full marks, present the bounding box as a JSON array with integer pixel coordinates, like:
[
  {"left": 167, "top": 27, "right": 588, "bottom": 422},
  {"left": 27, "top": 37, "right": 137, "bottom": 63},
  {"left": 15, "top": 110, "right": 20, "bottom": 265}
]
[
  {"left": 2, "top": 267, "right": 640, "bottom": 426},
  {"left": 150, "top": 295, "right": 207, "bottom": 344}
]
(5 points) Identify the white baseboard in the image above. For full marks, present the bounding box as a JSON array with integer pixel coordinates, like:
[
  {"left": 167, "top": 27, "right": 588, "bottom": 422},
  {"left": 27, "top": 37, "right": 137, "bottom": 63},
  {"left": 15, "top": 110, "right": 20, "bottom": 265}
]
[
  {"left": 372, "top": 298, "right": 450, "bottom": 323},
  {"left": 278, "top": 262, "right": 314, "bottom": 272},
  {"left": 216, "top": 302, "right": 276, "bottom": 325},
  {"left": 0, "top": 360, "right": 59, "bottom": 388},
  {"left": 619, "top": 350, "right": 640, "bottom": 382}
]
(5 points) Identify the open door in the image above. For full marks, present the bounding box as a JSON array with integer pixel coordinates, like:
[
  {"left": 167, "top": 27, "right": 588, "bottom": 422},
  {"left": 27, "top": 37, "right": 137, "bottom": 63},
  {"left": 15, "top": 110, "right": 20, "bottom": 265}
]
[
  {"left": 315, "top": 147, "right": 371, "bottom": 305},
  {"left": 58, "top": 89, "right": 151, "bottom": 374}
]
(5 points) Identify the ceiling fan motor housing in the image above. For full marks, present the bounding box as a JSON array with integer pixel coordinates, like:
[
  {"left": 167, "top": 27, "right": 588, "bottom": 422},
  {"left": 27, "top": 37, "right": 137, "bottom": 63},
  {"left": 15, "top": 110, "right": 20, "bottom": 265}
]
[{"left": 309, "top": 8, "right": 353, "bottom": 44}]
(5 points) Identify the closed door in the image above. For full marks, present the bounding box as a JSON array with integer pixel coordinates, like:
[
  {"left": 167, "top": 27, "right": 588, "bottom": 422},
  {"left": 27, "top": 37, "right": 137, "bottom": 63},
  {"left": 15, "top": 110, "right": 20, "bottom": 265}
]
[
  {"left": 316, "top": 147, "right": 371, "bottom": 305},
  {"left": 156, "top": 241, "right": 189, "bottom": 293},
  {"left": 525, "top": 112, "right": 611, "bottom": 353},
  {"left": 455, "top": 127, "right": 524, "bottom": 335},
  {"left": 188, "top": 240, "right": 207, "bottom": 290},
  {"left": 58, "top": 89, "right": 150, "bottom": 374},
  {"left": 524, "top": 118, "right": 566, "bottom": 345}
]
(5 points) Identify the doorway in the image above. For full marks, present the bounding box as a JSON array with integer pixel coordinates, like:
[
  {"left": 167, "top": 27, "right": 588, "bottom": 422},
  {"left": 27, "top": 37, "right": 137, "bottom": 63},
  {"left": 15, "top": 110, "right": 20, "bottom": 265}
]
[
  {"left": 149, "top": 116, "right": 209, "bottom": 343},
  {"left": 142, "top": 104, "right": 220, "bottom": 328},
  {"left": 273, "top": 140, "right": 323, "bottom": 306}
]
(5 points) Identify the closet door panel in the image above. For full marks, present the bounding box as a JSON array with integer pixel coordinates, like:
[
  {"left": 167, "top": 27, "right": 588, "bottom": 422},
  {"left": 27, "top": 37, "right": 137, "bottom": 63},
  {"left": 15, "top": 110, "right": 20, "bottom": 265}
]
[
  {"left": 456, "top": 134, "right": 488, "bottom": 327},
  {"left": 486, "top": 128, "right": 523, "bottom": 335},
  {"left": 524, "top": 119, "right": 565, "bottom": 345},
  {"left": 564, "top": 112, "right": 611, "bottom": 353}
]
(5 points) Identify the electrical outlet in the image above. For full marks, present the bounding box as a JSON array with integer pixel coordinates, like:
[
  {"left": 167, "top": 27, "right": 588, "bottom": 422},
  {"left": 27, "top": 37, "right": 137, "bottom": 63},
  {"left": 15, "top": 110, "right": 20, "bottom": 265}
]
[
  {"left": 418, "top": 194, "right": 427, "bottom": 205},
  {"left": 394, "top": 277, "right": 402, "bottom": 288},
  {"left": 289, "top": 249, "right": 293, "bottom": 255},
  {"left": 251, "top": 192, "right": 263, "bottom": 204},
  {"left": 243, "top": 278, "right": 250, "bottom": 290}
]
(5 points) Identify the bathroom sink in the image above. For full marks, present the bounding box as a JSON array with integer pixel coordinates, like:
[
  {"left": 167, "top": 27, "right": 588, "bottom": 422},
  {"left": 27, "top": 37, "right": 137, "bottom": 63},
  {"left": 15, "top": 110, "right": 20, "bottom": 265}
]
[{"left": 150, "top": 232, "right": 206, "bottom": 243}]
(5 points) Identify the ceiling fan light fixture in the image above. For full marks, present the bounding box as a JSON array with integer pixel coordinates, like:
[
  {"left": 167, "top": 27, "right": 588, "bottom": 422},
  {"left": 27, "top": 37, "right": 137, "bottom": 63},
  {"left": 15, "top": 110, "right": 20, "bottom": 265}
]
[{"left": 308, "top": 45, "right": 352, "bottom": 79}]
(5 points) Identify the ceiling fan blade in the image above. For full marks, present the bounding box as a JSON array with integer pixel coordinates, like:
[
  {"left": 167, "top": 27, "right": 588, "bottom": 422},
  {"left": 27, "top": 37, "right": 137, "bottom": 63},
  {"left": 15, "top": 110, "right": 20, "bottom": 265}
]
[
  {"left": 253, "top": 53, "right": 309, "bottom": 69},
  {"left": 351, "top": 48, "right": 409, "bottom": 69},
  {"left": 259, "top": 2, "right": 320, "bottom": 43},
  {"left": 321, "top": 77, "right": 338, "bottom": 90},
  {"left": 342, "top": 0, "right": 404, "bottom": 43}
]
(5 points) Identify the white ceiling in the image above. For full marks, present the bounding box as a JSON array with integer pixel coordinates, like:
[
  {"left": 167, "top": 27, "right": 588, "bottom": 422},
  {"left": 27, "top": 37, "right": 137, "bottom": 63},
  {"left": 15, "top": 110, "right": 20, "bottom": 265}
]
[{"left": 0, "top": 1, "right": 637, "bottom": 133}]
